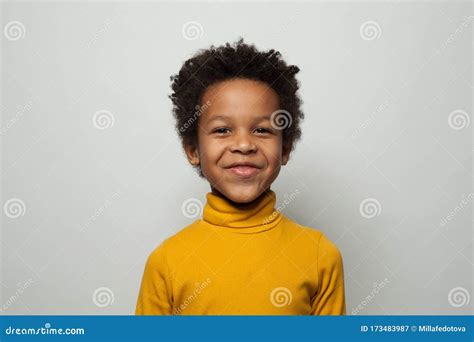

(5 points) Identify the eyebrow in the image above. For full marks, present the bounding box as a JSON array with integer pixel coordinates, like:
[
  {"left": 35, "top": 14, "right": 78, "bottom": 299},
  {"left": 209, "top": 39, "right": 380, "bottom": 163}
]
[{"left": 206, "top": 115, "right": 271, "bottom": 123}]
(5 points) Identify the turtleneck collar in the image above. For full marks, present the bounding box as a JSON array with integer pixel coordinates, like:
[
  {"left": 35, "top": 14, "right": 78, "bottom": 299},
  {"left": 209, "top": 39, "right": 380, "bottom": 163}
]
[{"left": 201, "top": 189, "right": 283, "bottom": 233}]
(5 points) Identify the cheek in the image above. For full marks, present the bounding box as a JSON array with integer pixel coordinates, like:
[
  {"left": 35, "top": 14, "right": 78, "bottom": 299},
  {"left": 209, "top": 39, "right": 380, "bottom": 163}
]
[
  {"left": 261, "top": 141, "right": 283, "bottom": 166},
  {"left": 198, "top": 139, "right": 224, "bottom": 167}
]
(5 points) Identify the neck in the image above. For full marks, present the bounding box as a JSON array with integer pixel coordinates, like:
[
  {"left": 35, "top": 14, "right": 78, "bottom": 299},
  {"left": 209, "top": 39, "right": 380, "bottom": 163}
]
[
  {"left": 210, "top": 186, "right": 271, "bottom": 208},
  {"left": 202, "top": 187, "right": 283, "bottom": 232}
]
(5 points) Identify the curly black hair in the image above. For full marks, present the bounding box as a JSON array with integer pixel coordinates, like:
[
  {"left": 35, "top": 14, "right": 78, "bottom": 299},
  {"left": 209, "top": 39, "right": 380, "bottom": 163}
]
[{"left": 169, "top": 38, "right": 304, "bottom": 176}]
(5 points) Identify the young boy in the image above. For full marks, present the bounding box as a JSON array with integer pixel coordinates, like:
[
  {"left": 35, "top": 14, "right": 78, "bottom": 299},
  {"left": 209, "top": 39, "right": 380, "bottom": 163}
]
[{"left": 135, "top": 39, "right": 346, "bottom": 315}]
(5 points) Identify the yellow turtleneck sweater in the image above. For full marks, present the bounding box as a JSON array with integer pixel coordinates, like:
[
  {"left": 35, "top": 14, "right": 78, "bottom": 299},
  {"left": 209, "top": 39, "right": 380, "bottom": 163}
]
[{"left": 135, "top": 190, "right": 346, "bottom": 315}]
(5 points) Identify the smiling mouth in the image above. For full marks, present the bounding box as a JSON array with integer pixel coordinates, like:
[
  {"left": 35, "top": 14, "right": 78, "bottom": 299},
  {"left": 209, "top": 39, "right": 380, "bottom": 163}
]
[{"left": 226, "top": 165, "right": 260, "bottom": 178}]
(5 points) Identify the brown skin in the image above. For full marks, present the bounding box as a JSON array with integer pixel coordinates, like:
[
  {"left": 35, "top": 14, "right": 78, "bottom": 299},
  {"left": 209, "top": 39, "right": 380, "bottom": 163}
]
[{"left": 184, "top": 78, "right": 290, "bottom": 204}]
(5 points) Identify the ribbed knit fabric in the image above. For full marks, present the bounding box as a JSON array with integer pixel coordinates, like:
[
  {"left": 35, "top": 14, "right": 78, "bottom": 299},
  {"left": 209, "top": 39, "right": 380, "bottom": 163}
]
[{"left": 135, "top": 190, "right": 346, "bottom": 315}]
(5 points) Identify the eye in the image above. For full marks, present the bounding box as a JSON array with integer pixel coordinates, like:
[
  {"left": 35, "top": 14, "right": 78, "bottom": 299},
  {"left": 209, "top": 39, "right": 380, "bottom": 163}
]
[
  {"left": 254, "top": 127, "right": 272, "bottom": 134},
  {"left": 213, "top": 127, "right": 230, "bottom": 134}
]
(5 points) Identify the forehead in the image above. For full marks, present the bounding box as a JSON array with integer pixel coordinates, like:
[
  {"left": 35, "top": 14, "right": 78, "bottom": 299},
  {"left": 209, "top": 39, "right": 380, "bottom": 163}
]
[{"left": 200, "top": 78, "right": 280, "bottom": 122}]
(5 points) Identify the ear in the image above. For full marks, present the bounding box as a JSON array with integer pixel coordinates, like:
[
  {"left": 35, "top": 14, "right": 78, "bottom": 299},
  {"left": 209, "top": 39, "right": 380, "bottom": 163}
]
[
  {"left": 183, "top": 142, "right": 200, "bottom": 166},
  {"left": 281, "top": 143, "right": 291, "bottom": 166}
]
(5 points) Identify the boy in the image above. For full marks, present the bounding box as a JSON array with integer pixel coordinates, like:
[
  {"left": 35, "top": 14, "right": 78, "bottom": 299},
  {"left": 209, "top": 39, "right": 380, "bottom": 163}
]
[{"left": 135, "top": 39, "right": 346, "bottom": 315}]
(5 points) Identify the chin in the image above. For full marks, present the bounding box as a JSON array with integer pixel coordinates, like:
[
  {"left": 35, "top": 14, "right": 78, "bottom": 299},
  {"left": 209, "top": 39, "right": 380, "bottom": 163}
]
[{"left": 221, "top": 186, "right": 265, "bottom": 204}]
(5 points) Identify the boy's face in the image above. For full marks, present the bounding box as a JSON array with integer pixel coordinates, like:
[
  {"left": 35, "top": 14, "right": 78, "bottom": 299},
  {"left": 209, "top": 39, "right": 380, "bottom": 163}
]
[{"left": 184, "top": 78, "right": 290, "bottom": 204}]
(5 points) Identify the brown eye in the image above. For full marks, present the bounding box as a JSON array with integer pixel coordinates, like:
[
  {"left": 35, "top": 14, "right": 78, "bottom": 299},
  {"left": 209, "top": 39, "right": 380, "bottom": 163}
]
[
  {"left": 254, "top": 127, "right": 271, "bottom": 134},
  {"left": 213, "top": 127, "right": 230, "bottom": 134}
]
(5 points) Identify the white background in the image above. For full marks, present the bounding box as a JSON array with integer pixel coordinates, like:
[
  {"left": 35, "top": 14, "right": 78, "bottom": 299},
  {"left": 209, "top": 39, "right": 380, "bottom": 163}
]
[{"left": 1, "top": 1, "right": 472, "bottom": 315}]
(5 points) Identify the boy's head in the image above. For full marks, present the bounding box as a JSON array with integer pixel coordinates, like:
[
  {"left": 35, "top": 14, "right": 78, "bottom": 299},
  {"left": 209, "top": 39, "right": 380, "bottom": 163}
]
[{"left": 169, "top": 39, "right": 304, "bottom": 204}]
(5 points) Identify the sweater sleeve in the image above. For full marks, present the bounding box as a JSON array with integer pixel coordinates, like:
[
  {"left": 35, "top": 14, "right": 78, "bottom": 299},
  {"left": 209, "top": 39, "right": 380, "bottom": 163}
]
[
  {"left": 310, "top": 233, "right": 346, "bottom": 315},
  {"left": 135, "top": 243, "right": 173, "bottom": 315}
]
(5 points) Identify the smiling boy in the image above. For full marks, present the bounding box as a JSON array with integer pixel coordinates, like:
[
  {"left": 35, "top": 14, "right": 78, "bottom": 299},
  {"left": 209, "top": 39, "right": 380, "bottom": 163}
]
[{"left": 135, "top": 39, "right": 346, "bottom": 315}]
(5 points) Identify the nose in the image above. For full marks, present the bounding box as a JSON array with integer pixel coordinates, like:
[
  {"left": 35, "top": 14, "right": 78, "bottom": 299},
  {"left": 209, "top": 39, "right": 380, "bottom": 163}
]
[{"left": 229, "top": 130, "right": 257, "bottom": 154}]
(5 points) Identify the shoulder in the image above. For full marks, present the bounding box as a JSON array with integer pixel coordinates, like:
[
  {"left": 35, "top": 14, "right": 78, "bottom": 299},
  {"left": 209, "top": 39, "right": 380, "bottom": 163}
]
[
  {"left": 316, "top": 231, "right": 343, "bottom": 265},
  {"left": 145, "top": 220, "right": 209, "bottom": 262},
  {"left": 280, "top": 214, "right": 323, "bottom": 241},
  {"left": 282, "top": 215, "right": 343, "bottom": 261}
]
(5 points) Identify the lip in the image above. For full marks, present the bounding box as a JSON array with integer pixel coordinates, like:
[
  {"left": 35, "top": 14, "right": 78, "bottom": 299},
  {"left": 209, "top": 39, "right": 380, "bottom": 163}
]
[{"left": 226, "top": 165, "right": 261, "bottom": 178}]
